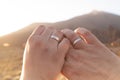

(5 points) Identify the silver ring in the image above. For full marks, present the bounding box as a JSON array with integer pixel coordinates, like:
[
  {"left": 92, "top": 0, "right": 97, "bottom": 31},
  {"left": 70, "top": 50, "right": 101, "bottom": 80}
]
[
  {"left": 73, "top": 38, "right": 82, "bottom": 45},
  {"left": 50, "top": 35, "right": 60, "bottom": 42}
]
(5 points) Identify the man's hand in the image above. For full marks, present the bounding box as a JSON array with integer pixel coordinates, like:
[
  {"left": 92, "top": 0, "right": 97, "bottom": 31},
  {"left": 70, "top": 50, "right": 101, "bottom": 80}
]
[{"left": 62, "top": 28, "right": 120, "bottom": 80}]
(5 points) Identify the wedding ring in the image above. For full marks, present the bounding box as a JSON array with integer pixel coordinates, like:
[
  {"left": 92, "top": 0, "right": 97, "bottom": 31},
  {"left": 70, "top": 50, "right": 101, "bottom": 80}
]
[
  {"left": 50, "top": 35, "right": 60, "bottom": 42},
  {"left": 73, "top": 38, "right": 82, "bottom": 45}
]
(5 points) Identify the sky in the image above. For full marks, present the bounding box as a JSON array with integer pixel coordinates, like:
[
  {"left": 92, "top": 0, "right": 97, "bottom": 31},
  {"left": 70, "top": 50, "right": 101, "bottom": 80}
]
[{"left": 0, "top": 0, "right": 120, "bottom": 36}]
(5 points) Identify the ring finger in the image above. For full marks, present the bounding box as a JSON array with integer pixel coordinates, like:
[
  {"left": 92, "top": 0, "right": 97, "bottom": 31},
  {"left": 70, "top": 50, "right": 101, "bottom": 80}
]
[
  {"left": 49, "top": 30, "right": 64, "bottom": 47},
  {"left": 62, "top": 29, "right": 87, "bottom": 49}
]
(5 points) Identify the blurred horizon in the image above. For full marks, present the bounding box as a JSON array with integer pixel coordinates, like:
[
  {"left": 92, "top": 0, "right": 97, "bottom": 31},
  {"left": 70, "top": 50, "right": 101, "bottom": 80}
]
[{"left": 0, "top": 0, "right": 120, "bottom": 36}]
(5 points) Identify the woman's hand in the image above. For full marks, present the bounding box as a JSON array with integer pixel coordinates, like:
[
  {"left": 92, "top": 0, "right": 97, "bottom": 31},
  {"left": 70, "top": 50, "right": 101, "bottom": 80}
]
[
  {"left": 62, "top": 28, "right": 120, "bottom": 80},
  {"left": 20, "top": 26, "right": 70, "bottom": 80}
]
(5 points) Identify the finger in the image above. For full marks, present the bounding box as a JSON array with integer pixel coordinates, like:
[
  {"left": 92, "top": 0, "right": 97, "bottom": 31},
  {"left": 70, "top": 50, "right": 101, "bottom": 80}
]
[
  {"left": 31, "top": 25, "right": 45, "bottom": 36},
  {"left": 40, "top": 27, "right": 55, "bottom": 41},
  {"left": 62, "top": 29, "right": 87, "bottom": 49},
  {"left": 75, "top": 28, "right": 102, "bottom": 45},
  {"left": 58, "top": 38, "right": 70, "bottom": 59},
  {"left": 49, "top": 30, "right": 64, "bottom": 46}
]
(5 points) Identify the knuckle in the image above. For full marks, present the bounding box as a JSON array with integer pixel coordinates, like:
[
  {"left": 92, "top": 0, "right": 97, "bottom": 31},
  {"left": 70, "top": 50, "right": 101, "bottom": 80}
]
[
  {"left": 69, "top": 33, "right": 76, "bottom": 39},
  {"left": 83, "top": 30, "right": 91, "bottom": 36},
  {"left": 27, "top": 36, "right": 44, "bottom": 47},
  {"left": 69, "top": 34, "right": 79, "bottom": 42}
]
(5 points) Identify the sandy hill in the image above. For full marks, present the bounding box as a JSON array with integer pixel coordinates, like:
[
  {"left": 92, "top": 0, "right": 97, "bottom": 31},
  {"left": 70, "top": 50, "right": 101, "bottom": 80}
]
[{"left": 0, "top": 11, "right": 120, "bottom": 47}]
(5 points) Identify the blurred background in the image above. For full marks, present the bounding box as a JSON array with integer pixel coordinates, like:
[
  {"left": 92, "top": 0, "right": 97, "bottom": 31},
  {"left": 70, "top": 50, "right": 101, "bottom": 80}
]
[{"left": 0, "top": 0, "right": 120, "bottom": 80}]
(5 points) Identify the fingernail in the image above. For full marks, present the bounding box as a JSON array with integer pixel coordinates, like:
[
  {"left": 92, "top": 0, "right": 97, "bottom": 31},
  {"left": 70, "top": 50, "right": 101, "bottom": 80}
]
[
  {"left": 38, "top": 25, "right": 46, "bottom": 33},
  {"left": 75, "top": 28, "right": 88, "bottom": 34},
  {"left": 74, "top": 28, "right": 80, "bottom": 33}
]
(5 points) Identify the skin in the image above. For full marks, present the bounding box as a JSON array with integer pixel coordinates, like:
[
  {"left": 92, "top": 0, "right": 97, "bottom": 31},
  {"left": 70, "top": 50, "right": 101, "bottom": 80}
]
[
  {"left": 20, "top": 25, "right": 70, "bottom": 80},
  {"left": 20, "top": 25, "right": 120, "bottom": 80},
  {"left": 62, "top": 28, "right": 120, "bottom": 80}
]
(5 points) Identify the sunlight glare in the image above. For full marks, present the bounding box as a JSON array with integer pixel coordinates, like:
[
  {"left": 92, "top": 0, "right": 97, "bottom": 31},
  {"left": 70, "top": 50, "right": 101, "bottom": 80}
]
[
  {"left": 1, "top": 0, "right": 119, "bottom": 36},
  {"left": 3, "top": 43, "right": 10, "bottom": 47}
]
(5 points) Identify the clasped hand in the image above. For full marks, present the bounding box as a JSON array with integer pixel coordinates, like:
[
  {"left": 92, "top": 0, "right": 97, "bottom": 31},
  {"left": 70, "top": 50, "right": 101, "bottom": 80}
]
[{"left": 20, "top": 25, "right": 120, "bottom": 80}]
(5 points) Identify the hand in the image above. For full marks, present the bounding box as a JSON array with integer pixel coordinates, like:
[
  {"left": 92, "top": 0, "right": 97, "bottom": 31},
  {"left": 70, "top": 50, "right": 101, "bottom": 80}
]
[
  {"left": 20, "top": 26, "right": 70, "bottom": 80},
  {"left": 62, "top": 28, "right": 120, "bottom": 80}
]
